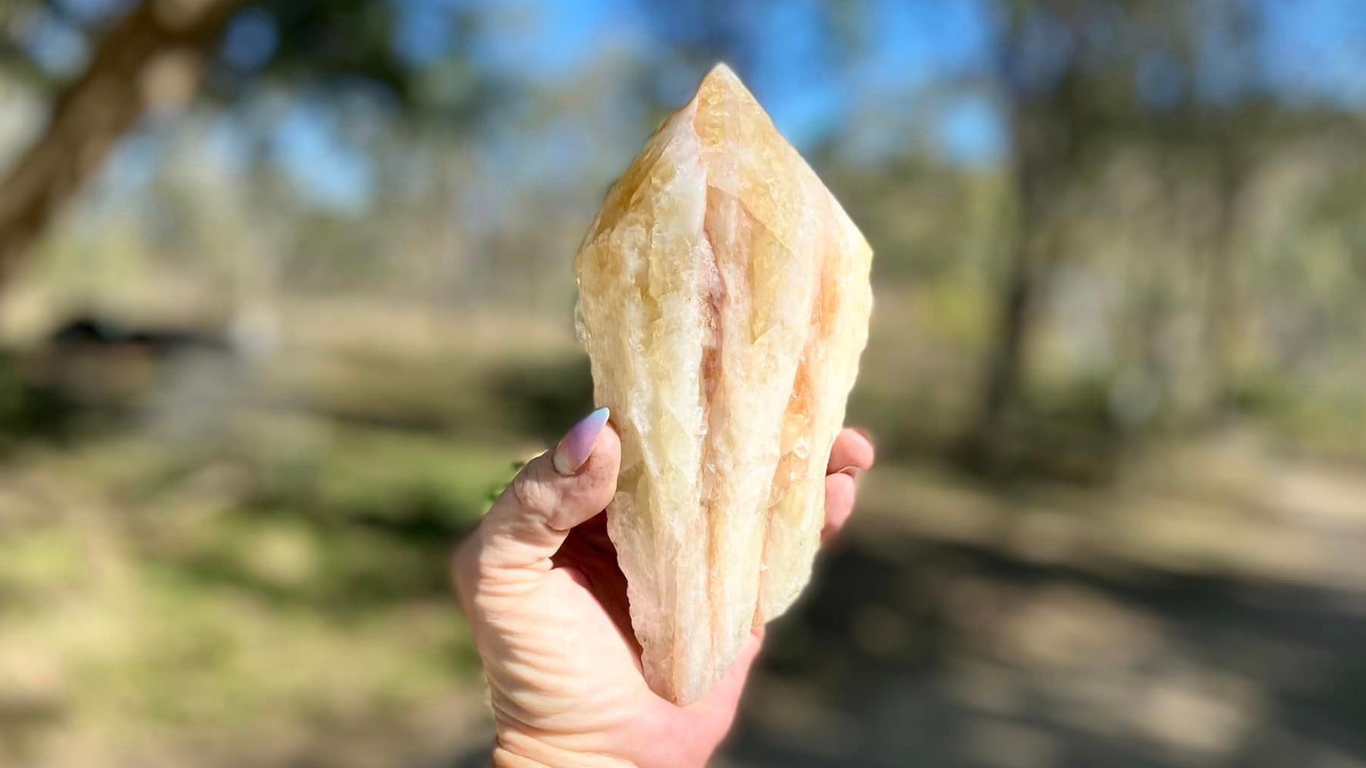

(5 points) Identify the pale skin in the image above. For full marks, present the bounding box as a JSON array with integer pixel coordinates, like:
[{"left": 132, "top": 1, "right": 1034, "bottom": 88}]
[{"left": 452, "top": 413, "right": 876, "bottom": 768}]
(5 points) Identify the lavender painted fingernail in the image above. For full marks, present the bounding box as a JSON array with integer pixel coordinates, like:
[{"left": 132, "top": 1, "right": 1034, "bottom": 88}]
[{"left": 553, "top": 407, "right": 610, "bottom": 476}]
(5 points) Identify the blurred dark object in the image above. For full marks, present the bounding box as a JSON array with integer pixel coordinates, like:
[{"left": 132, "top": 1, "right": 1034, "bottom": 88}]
[
  {"left": 49, "top": 315, "right": 232, "bottom": 356},
  {"left": 26, "top": 313, "right": 236, "bottom": 416}
]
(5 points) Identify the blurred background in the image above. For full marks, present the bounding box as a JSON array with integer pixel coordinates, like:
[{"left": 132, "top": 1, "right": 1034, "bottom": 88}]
[{"left": 0, "top": 0, "right": 1364, "bottom": 766}]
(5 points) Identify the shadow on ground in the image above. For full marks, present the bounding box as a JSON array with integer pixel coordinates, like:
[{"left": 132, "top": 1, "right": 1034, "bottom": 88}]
[{"left": 721, "top": 520, "right": 1366, "bottom": 768}]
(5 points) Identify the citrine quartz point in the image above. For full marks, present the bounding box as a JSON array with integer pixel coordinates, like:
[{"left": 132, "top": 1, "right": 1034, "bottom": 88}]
[{"left": 573, "top": 64, "right": 873, "bottom": 704}]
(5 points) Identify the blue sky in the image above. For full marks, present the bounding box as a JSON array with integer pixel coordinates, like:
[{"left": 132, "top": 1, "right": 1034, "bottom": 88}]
[
  {"left": 246, "top": 0, "right": 1009, "bottom": 209},
  {"left": 41, "top": 0, "right": 1364, "bottom": 211},
  {"left": 1259, "top": 0, "right": 1366, "bottom": 106}
]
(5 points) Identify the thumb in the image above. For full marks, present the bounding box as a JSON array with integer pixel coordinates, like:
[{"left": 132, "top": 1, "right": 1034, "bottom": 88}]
[{"left": 461, "top": 408, "right": 620, "bottom": 579}]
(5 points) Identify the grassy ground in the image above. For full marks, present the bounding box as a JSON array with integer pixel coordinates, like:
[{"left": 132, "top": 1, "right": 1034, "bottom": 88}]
[
  {"left": 0, "top": 416, "right": 510, "bottom": 767},
  {"left": 1, "top": 306, "right": 1364, "bottom": 767}
]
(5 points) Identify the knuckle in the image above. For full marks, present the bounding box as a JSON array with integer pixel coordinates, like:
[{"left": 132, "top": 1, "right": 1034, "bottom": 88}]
[{"left": 509, "top": 458, "right": 557, "bottom": 518}]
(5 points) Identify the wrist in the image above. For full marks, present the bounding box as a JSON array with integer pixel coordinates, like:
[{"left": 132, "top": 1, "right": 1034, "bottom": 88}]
[{"left": 492, "top": 737, "right": 638, "bottom": 768}]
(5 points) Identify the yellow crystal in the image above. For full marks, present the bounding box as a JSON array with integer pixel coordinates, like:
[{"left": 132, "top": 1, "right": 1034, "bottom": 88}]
[{"left": 574, "top": 64, "right": 873, "bottom": 704}]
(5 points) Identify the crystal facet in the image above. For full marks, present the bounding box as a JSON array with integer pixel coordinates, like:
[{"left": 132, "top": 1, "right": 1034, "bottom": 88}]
[{"left": 573, "top": 64, "right": 873, "bottom": 704}]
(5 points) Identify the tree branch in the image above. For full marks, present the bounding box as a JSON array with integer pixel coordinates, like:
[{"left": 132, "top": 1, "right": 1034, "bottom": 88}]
[{"left": 0, "top": 0, "right": 244, "bottom": 280}]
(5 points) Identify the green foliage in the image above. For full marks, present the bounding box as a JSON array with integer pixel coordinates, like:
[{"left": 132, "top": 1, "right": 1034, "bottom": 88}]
[{"left": 483, "top": 460, "right": 526, "bottom": 513}]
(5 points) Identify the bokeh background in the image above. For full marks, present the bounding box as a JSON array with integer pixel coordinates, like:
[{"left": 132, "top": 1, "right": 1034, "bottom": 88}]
[{"left": 1, "top": 0, "right": 1365, "bottom": 766}]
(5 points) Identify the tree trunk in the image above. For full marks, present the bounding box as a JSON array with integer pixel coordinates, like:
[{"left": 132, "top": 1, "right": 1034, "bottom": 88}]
[
  {"left": 960, "top": 98, "right": 1058, "bottom": 467},
  {"left": 976, "top": 230, "right": 1036, "bottom": 442},
  {"left": 1202, "top": 142, "right": 1246, "bottom": 413},
  {"left": 0, "top": 0, "right": 244, "bottom": 280}
]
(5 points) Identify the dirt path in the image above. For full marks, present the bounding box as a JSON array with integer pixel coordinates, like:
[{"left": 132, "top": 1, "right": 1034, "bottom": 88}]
[{"left": 721, "top": 441, "right": 1366, "bottom": 768}]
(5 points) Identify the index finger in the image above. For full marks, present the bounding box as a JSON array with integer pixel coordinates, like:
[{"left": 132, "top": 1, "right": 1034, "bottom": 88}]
[
  {"left": 822, "top": 428, "right": 875, "bottom": 542},
  {"left": 827, "top": 428, "right": 875, "bottom": 476}
]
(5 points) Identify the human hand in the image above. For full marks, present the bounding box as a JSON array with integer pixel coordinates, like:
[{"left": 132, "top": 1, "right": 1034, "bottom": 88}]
[{"left": 452, "top": 409, "right": 875, "bottom": 768}]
